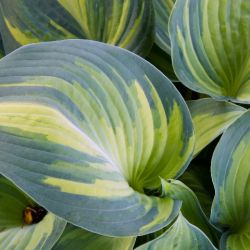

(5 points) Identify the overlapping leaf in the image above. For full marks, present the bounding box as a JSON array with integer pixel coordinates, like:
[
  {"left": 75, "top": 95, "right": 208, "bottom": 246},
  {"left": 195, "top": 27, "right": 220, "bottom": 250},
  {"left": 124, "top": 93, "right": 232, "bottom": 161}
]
[
  {"left": 53, "top": 224, "right": 135, "bottom": 250},
  {"left": 188, "top": 98, "right": 246, "bottom": 156},
  {"left": 0, "top": 39, "right": 194, "bottom": 236},
  {"left": 135, "top": 213, "right": 217, "bottom": 250},
  {"left": 0, "top": 175, "right": 66, "bottom": 250},
  {"left": 162, "top": 179, "right": 220, "bottom": 244},
  {"left": 211, "top": 110, "right": 250, "bottom": 249},
  {"left": 0, "top": 0, "right": 154, "bottom": 56},
  {"left": 153, "top": 0, "right": 175, "bottom": 55},
  {"left": 169, "top": 0, "right": 250, "bottom": 103}
]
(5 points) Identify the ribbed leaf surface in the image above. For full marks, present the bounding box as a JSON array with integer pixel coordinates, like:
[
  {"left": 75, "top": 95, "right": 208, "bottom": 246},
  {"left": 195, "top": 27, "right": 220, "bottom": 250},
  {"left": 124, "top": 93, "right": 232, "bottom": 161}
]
[
  {"left": 0, "top": 40, "right": 194, "bottom": 236},
  {"left": 211, "top": 110, "right": 250, "bottom": 249},
  {"left": 0, "top": 0, "right": 154, "bottom": 56},
  {"left": 153, "top": 0, "right": 175, "bottom": 55},
  {"left": 169, "top": 0, "right": 250, "bottom": 103}
]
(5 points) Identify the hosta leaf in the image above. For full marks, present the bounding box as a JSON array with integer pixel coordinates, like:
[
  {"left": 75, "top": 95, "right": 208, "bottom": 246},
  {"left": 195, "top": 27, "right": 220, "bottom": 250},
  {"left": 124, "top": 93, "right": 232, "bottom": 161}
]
[
  {"left": 211, "top": 109, "right": 250, "bottom": 249},
  {"left": 53, "top": 224, "right": 135, "bottom": 250},
  {"left": 0, "top": 40, "right": 194, "bottom": 236},
  {"left": 188, "top": 98, "right": 246, "bottom": 156},
  {"left": 169, "top": 0, "right": 250, "bottom": 103},
  {"left": 162, "top": 179, "right": 220, "bottom": 244},
  {"left": 0, "top": 0, "right": 154, "bottom": 56},
  {"left": 153, "top": 0, "right": 175, "bottom": 55},
  {"left": 135, "top": 213, "right": 217, "bottom": 250},
  {"left": 0, "top": 175, "right": 66, "bottom": 250}
]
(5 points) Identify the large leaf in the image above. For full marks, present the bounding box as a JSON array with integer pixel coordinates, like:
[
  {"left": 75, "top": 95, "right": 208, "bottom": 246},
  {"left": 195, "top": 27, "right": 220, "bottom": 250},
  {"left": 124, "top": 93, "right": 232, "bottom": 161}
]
[
  {"left": 0, "top": 175, "right": 66, "bottom": 250},
  {"left": 0, "top": 0, "right": 154, "bottom": 56},
  {"left": 162, "top": 179, "right": 220, "bottom": 244},
  {"left": 169, "top": 0, "right": 250, "bottom": 103},
  {"left": 135, "top": 213, "right": 217, "bottom": 250},
  {"left": 53, "top": 224, "right": 135, "bottom": 250},
  {"left": 153, "top": 0, "right": 175, "bottom": 55},
  {"left": 188, "top": 98, "right": 246, "bottom": 156},
  {"left": 211, "top": 109, "right": 250, "bottom": 249},
  {"left": 0, "top": 39, "right": 194, "bottom": 236}
]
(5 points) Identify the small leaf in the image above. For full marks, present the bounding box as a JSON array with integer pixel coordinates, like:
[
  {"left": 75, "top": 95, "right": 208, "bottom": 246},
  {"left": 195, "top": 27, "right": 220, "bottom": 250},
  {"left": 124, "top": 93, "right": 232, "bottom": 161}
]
[
  {"left": 135, "top": 213, "right": 217, "bottom": 250},
  {"left": 188, "top": 98, "right": 246, "bottom": 156},
  {"left": 53, "top": 224, "right": 135, "bottom": 250},
  {"left": 0, "top": 175, "right": 66, "bottom": 250},
  {"left": 162, "top": 179, "right": 221, "bottom": 244},
  {"left": 0, "top": 0, "right": 154, "bottom": 56},
  {"left": 169, "top": 0, "right": 250, "bottom": 103},
  {"left": 211, "top": 109, "right": 250, "bottom": 249}
]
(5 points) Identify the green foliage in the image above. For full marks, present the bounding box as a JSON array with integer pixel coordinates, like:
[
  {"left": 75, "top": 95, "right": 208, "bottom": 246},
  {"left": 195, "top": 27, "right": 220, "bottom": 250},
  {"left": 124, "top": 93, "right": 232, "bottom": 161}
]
[
  {"left": 0, "top": 0, "right": 249, "bottom": 249},
  {"left": 0, "top": 0, "right": 154, "bottom": 56},
  {"left": 169, "top": 0, "right": 250, "bottom": 102},
  {"left": 135, "top": 213, "right": 217, "bottom": 250},
  {"left": 52, "top": 225, "right": 135, "bottom": 250},
  {"left": 152, "top": 0, "right": 175, "bottom": 55},
  {"left": 211, "top": 110, "right": 250, "bottom": 249},
  {"left": 0, "top": 39, "right": 194, "bottom": 237},
  {"left": 0, "top": 175, "right": 66, "bottom": 250},
  {"left": 188, "top": 98, "right": 246, "bottom": 156}
]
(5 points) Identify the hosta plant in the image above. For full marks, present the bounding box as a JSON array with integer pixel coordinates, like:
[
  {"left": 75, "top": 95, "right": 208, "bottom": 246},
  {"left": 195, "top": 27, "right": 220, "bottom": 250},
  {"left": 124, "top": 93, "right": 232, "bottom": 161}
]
[{"left": 0, "top": 0, "right": 249, "bottom": 249}]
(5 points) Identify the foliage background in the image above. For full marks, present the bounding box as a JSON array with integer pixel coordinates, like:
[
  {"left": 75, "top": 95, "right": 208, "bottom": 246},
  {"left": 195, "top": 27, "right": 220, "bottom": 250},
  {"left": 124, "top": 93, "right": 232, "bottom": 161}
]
[{"left": 0, "top": 0, "right": 249, "bottom": 249}]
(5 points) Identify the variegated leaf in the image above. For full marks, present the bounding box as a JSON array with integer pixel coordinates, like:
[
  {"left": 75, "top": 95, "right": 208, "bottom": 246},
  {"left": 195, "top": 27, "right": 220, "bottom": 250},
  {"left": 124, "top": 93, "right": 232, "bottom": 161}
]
[
  {"left": 53, "top": 224, "right": 135, "bottom": 250},
  {"left": 135, "top": 213, "right": 217, "bottom": 250},
  {"left": 188, "top": 98, "right": 246, "bottom": 156},
  {"left": 169, "top": 0, "right": 250, "bottom": 103},
  {"left": 0, "top": 175, "right": 66, "bottom": 250},
  {"left": 153, "top": 0, "right": 175, "bottom": 55},
  {"left": 0, "top": 0, "right": 154, "bottom": 56},
  {"left": 211, "top": 109, "right": 250, "bottom": 250},
  {"left": 162, "top": 179, "right": 220, "bottom": 244},
  {"left": 0, "top": 39, "right": 194, "bottom": 236}
]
